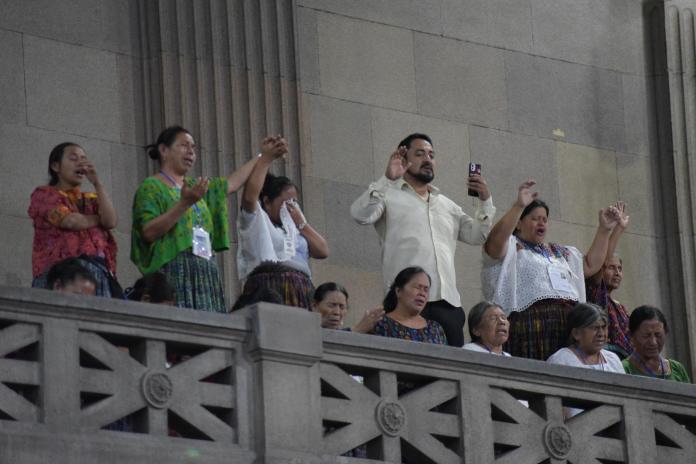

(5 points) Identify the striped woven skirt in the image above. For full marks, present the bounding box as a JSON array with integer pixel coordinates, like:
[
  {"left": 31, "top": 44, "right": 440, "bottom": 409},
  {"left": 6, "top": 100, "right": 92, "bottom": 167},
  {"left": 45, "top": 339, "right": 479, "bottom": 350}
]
[
  {"left": 159, "top": 251, "right": 226, "bottom": 313},
  {"left": 234, "top": 262, "right": 314, "bottom": 310},
  {"left": 504, "top": 299, "right": 575, "bottom": 361}
]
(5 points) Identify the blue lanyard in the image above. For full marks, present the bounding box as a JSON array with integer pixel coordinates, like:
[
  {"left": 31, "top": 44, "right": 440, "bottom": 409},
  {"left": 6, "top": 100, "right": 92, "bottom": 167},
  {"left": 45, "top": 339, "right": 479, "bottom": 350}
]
[
  {"left": 632, "top": 353, "right": 666, "bottom": 378},
  {"left": 160, "top": 170, "right": 202, "bottom": 225}
]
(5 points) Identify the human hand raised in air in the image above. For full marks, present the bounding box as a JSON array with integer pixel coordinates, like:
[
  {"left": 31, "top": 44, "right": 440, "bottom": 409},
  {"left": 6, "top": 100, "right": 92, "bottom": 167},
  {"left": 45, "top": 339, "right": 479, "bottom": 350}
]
[
  {"left": 598, "top": 204, "right": 622, "bottom": 231},
  {"left": 514, "top": 180, "right": 538, "bottom": 209},
  {"left": 614, "top": 201, "right": 629, "bottom": 230},
  {"left": 260, "top": 135, "right": 288, "bottom": 161},
  {"left": 385, "top": 146, "right": 411, "bottom": 181},
  {"left": 181, "top": 177, "right": 209, "bottom": 207},
  {"left": 467, "top": 174, "right": 491, "bottom": 201}
]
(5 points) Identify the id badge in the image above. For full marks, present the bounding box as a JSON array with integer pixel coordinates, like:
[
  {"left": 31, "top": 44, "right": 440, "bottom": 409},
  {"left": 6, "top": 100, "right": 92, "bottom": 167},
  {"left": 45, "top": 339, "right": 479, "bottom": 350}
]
[
  {"left": 547, "top": 265, "right": 574, "bottom": 293},
  {"left": 192, "top": 226, "right": 212, "bottom": 260}
]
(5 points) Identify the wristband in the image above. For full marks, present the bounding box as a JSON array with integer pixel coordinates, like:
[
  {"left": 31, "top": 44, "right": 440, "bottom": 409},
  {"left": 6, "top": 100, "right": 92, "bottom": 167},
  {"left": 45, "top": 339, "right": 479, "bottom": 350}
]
[{"left": 297, "top": 222, "right": 307, "bottom": 231}]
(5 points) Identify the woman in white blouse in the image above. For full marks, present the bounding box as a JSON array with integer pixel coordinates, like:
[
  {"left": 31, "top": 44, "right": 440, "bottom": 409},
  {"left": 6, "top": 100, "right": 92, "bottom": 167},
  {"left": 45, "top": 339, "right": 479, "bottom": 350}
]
[
  {"left": 482, "top": 180, "right": 620, "bottom": 360},
  {"left": 236, "top": 136, "right": 329, "bottom": 309},
  {"left": 463, "top": 301, "right": 511, "bottom": 356},
  {"left": 548, "top": 303, "right": 624, "bottom": 416}
]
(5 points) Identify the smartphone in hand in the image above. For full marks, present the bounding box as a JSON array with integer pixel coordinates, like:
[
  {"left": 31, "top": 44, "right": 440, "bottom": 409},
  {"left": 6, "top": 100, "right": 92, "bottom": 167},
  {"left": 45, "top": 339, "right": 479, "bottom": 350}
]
[{"left": 468, "top": 163, "right": 482, "bottom": 197}]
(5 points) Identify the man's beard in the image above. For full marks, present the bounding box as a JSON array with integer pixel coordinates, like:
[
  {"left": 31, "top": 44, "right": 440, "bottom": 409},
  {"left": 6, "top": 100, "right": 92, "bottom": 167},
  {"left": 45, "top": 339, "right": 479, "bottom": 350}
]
[{"left": 410, "top": 169, "right": 434, "bottom": 183}]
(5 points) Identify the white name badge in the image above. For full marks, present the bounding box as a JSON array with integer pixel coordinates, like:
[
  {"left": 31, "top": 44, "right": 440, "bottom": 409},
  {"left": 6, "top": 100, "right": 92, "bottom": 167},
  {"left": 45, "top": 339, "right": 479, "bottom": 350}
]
[
  {"left": 547, "top": 265, "right": 574, "bottom": 293},
  {"left": 192, "top": 226, "right": 212, "bottom": 260}
]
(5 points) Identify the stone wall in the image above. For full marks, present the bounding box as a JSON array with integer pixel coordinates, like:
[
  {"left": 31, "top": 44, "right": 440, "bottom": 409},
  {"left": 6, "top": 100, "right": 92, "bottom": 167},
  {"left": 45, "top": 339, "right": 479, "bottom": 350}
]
[
  {"left": 0, "top": 0, "right": 693, "bottom": 362},
  {"left": 295, "top": 0, "right": 673, "bottom": 344}
]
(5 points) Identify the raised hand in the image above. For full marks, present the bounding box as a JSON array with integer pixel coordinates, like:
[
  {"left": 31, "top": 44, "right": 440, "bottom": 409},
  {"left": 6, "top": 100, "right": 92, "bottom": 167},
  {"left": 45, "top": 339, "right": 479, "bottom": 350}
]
[
  {"left": 598, "top": 204, "right": 621, "bottom": 231},
  {"left": 260, "top": 135, "right": 288, "bottom": 160},
  {"left": 467, "top": 174, "right": 491, "bottom": 201},
  {"left": 514, "top": 180, "right": 538, "bottom": 208},
  {"left": 181, "top": 177, "right": 209, "bottom": 206},
  {"left": 285, "top": 199, "right": 307, "bottom": 227},
  {"left": 352, "top": 306, "right": 386, "bottom": 334},
  {"left": 614, "top": 201, "right": 629, "bottom": 229},
  {"left": 79, "top": 160, "right": 100, "bottom": 186},
  {"left": 385, "top": 146, "right": 411, "bottom": 180}
]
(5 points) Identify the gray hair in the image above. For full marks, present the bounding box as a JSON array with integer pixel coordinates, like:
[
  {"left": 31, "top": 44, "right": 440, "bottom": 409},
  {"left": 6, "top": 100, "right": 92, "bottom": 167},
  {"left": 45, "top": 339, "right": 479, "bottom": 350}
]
[
  {"left": 565, "top": 302, "right": 608, "bottom": 346},
  {"left": 467, "top": 301, "right": 501, "bottom": 343}
]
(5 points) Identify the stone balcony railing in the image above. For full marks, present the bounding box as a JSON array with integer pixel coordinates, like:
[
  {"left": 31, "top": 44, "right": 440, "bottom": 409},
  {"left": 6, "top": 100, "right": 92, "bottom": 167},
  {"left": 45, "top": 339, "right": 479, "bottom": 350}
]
[{"left": 0, "top": 286, "right": 695, "bottom": 464}]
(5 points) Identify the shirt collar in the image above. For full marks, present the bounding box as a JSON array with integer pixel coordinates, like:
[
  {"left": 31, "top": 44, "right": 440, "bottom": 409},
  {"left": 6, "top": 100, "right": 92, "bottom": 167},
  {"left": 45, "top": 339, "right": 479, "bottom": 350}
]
[{"left": 396, "top": 178, "right": 440, "bottom": 195}]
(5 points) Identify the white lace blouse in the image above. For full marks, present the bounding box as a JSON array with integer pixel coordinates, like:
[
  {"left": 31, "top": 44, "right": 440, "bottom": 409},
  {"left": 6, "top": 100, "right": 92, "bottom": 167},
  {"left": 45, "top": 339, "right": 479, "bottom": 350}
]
[{"left": 481, "top": 235, "right": 586, "bottom": 314}]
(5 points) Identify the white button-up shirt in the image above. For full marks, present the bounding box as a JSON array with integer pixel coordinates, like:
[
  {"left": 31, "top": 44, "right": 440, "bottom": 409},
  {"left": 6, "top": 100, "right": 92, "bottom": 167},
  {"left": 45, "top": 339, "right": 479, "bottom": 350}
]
[{"left": 351, "top": 176, "right": 496, "bottom": 307}]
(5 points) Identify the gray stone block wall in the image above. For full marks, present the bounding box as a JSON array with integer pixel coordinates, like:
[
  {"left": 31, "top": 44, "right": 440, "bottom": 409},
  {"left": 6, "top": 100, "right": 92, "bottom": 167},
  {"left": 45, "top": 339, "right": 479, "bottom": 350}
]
[{"left": 295, "top": 0, "right": 681, "bottom": 358}]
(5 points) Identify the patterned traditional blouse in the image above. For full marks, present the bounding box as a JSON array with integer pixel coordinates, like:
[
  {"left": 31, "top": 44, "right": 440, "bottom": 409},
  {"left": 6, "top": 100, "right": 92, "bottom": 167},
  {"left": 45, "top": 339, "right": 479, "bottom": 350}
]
[
  {"left": 372, "top": 316, "right": 448, "bottom": 345},
  {"left": 623, "top": 356, "right": 691, "bottom": 383},
  {"left": 482, "top": 235, "right": 585, "bottom": 314},
  {"left": 28, "top": 186, "right": 117, "bottom": 278},
  {"left": 131, "top": 176, "right": 229, "bottom": 275},
  {"left": 586, "top": 279, "right": 632, "bottom": 358}
]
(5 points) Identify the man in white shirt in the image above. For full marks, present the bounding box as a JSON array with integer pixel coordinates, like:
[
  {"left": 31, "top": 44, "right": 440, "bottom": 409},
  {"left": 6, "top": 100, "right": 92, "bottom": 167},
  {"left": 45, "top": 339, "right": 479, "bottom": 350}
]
[{"left": 350, "top": 133, "right": 496, "bottom": 346}]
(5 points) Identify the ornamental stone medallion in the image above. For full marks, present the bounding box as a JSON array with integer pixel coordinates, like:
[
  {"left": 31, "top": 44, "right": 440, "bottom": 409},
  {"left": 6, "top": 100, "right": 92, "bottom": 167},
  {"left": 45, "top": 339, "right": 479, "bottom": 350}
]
[
  {"left": 141, "top": 371, "right": 174, "bottom": 409},
  {"left": 375, "top": 399, "right": 407, "bottom": 436},
  {"left": 543, "top": 423, "right": 572, "bottom": 459}
]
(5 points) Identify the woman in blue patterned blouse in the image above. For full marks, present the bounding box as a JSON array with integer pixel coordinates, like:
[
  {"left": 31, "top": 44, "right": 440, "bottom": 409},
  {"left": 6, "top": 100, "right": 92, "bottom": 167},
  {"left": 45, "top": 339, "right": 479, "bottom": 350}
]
[{"left": 371, "top": 266, "right": 447, "bottom": 345}]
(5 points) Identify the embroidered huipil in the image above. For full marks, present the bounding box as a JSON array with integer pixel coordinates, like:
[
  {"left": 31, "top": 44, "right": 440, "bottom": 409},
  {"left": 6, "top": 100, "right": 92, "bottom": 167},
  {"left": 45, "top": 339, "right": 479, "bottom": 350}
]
[
  {"left": 351, "top": 176, "right": 495, "bottom": 307},
  {"left": 28, "top": 186, "right": 117, "bottom": 278},
  {"left": 482, "top": 235, "right": 585, "bottom": 314}
]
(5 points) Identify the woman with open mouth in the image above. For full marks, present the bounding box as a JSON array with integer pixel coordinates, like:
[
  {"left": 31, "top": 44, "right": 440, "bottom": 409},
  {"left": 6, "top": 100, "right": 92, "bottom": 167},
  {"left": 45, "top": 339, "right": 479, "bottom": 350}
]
[
  {"left": 371, "top": 266, "right": 447, "bottom": 344},
  {"left": 29, "top": 142, "right": 118, "bottom": 296},
  {"left": 481, "top": 180, "right": 621, "bottom": 360},
  {"left": 131, "top": 126, "right": 269, "bottom": 312}
]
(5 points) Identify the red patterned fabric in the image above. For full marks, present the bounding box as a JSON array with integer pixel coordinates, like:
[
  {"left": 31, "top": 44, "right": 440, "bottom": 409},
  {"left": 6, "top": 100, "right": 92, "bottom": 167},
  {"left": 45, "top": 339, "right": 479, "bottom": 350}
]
[{"left": 28, "top": 186, "right": 117, "bottom": 278}]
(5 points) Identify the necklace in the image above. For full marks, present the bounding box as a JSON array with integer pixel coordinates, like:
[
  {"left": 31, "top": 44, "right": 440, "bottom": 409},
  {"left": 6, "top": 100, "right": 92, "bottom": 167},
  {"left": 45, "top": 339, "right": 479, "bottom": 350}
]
[{"left": 631, "top": 353, "right": 666, "bottom": 379}]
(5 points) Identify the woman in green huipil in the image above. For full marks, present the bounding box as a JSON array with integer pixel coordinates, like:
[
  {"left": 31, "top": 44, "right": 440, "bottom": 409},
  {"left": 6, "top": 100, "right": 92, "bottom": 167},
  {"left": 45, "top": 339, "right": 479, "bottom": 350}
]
[
  {"left": 131, "top": 126, "right": 287, "bottom": 311},
  {"left": 622, "top": 305, "right": 690, "bottom": 382}
]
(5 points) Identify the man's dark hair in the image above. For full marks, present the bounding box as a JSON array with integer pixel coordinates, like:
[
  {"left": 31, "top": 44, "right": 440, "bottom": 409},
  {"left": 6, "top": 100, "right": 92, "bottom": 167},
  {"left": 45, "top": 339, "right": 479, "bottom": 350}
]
[
  {"left": 46, "top": 258, "right": 96, "bottom": 290},
  {"left": 398, "top": 133, "right": 433, "bottom": 150}
]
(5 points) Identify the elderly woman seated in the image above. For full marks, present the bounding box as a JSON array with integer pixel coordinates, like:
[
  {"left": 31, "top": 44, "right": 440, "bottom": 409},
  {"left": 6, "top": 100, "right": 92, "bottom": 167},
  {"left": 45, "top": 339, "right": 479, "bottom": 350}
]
[
  {"left": 463, "top": 301, "right": 511, "bottom": 356},
  {"left": 623, "top": 305, "right": 690, "bottom": 382},
  {"left": 371, "top": 267, "right": 447, "bottom": 345},
  {"left": 311, "top": 282, "right": 384, "bottom": 332},
  {"left": 547, "top": 303, "right": 624, "bottom": 372}
]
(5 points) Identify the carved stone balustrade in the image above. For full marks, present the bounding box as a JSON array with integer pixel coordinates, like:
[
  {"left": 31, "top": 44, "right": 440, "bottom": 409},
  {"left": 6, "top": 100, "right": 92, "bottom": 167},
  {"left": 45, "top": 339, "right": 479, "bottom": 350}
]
[{"left": 0, "top": 286, "right": 695, "bottom": 463}]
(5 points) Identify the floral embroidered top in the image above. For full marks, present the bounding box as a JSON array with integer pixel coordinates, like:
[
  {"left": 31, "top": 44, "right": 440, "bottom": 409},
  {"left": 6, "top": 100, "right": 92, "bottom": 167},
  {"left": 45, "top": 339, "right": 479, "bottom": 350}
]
[
  {"left": 131, "top": 176, "right": 229, "bottom": 275},
  {"left": 28, "top": 186, "right": 117, "bottom": 278},
  {"left": 372, "top": 316, "right": 448, "bottom": 345}
]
